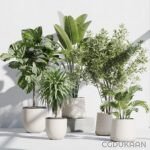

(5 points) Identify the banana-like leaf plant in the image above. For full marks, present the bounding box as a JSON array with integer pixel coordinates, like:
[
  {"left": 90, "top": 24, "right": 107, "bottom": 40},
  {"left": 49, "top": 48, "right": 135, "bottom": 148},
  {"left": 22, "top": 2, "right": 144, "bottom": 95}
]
[
  {"left": 54, "top": 14, "right": 91, "bottom": 98},
  {"left": 39, "top": 69, "right": 73, "bottom": 117},
  {"left": 101, "top": 85, "right": 149, "bottom": 119},
  {"left": 0, "top": 26, "right": 58, "bottom": 107}
]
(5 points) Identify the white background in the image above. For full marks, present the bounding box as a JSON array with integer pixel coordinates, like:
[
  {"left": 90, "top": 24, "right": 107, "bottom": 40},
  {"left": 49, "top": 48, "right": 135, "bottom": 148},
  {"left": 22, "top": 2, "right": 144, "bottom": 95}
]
[{"left": 0, "top": 0, "right": 150, "bottom": 129}]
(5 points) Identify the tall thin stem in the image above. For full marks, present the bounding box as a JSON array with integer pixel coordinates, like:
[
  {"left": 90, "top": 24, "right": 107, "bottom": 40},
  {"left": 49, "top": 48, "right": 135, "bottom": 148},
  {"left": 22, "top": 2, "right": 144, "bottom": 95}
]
[{"left": 32, "top": 84, "right": 36, "bottom": 107}]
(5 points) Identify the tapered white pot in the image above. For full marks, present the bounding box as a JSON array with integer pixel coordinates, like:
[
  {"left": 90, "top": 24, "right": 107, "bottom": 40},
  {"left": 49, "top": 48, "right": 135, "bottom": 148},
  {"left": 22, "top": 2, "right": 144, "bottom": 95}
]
[
  {"left": 111, "top": 119, "right": 136, "bottom": 141},
  {"left": 95, "top": 112, "right": 112, "bottom": 136},
  {"left": 23, "top": 107, "right": 47, "bottom": 133},
  {"left": 62, "top": 97, "right": 85, "bottom": 118},
  {"left": 46, "top": 118, "right": 67, "bottom": 140}
]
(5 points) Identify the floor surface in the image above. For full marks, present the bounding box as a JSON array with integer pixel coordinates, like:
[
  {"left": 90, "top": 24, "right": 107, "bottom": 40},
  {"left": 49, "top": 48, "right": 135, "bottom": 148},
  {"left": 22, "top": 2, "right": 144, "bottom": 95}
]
[{"left": 0, "top": 128, "right": 149, "bottom": 150}]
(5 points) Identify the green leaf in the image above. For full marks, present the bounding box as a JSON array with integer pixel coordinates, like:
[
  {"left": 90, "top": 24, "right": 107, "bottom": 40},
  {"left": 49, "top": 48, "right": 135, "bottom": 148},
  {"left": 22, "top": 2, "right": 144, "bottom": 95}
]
[
  {"left": 22, "top": 29, "right": 35, "bottom": 42},
  {"left": 54, "top": 24, "right": 72, "bottom": 50},
  {"left": 35, "top": 26, "right": 42, "bottom": 38},
  {"left": 18, "top": 75, "right": 27, "bottom": 90},
  {"left": 64, "top": 16, "right": 79, "bottom": 44},
  {"left": 21, "top": 26, "right": 42, "bottom": 43},
  {"left": 130, "top": 100, "right": 149, "bottom": 113},
  {"left": 32, "top": 63, "right": 38, "bottom": 74},
  {"left": 76, "top": 14, "right": 88, "bottom": 25},
  {"left": 9, "top": 61, "right": 20, "bottom": 69},
  {"left": 77, "top": 21, "right": 91, "bottom": 41},
  {"left": 0, "top": 53, "right": 12, "bottom": 61}
]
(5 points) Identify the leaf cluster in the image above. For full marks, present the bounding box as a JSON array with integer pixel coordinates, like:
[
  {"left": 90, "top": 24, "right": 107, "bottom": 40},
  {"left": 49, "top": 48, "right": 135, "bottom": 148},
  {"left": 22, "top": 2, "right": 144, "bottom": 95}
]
[
  {"left": 0, "top": 26, "right": 58, "bottom": 94},
  {"left": 39, "top": 69, "right": 73, "bottom": 117},
  {"left": 101, "top": 85, "right": 149, "bottom": 119}
]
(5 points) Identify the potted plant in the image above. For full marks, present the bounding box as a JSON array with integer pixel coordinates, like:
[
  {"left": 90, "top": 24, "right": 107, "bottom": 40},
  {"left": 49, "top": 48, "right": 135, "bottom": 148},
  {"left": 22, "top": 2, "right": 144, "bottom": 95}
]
[
  {"left": 0, "top": 26, "right": 58, "bottom": 132},
  {"left": 81, "top": 25, "right": 148, "bottom": 135},
  {"left": 39, "top": 69, "right": 72, "bottom": 140},
  {"left": 109, "top": 85, "right": 149, "bottom": 141},
  {"left": 54, "top": 14, "right": 91, "bottom": 118}
]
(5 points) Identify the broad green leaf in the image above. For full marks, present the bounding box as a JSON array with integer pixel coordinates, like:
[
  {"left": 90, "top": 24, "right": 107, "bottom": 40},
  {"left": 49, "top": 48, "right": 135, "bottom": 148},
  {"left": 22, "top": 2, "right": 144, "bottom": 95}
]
[
  {"left": 54, "top": 24, "right": 72, "bottom": 50},
  {"left": 76, "top": 14, "right": 88, "bottom": 25},
  {"left": 64, "top": 16, "right": 79, "bottom": 44},
  {"left": 18, "top": 75, "right": 27, "bottom": 90},
  {"left": 77, "top": 21, "right": 91, "bottom": 42}
]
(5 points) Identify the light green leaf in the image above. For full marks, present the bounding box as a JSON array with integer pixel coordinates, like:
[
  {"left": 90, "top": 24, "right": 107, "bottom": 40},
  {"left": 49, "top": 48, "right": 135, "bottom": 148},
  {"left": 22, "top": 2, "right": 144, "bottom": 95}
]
[
  {"left": 64, "top": 16, "right": 79, "bottom": 44},
  {"left": 54, "top": 24, "right": 72, "bottom": 50}
]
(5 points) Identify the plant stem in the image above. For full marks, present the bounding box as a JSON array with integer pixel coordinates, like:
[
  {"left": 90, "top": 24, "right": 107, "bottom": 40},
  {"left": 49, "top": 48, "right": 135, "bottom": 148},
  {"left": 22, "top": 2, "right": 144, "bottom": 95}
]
[
  {"left": 32, "top": 84, "right": 36, "bottom": 107},
  {"left": 55, "top": 111, "right": 57, "bottom": 118}
]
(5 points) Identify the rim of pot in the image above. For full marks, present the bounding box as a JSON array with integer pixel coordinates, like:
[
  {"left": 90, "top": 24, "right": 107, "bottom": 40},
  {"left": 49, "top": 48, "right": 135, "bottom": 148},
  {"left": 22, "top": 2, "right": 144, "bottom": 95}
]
[
  {"left": 97, "top": 112, "right": 112, "bottom": 115},
  {"left": 46, "top": 117, "right": 67, "bottom": 120},
  {"left": 23, "top": 106, "right": 47, "bottom": 109},
  {"left": 71, "top": 97, "right": 85, "bottom": 98},
  {"left": 113, "top": 118, "right": 134, "bottom": 120}
]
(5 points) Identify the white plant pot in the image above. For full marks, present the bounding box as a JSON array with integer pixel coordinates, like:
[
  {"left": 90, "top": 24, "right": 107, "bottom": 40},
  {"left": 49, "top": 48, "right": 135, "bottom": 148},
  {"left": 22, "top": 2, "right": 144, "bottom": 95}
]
[
  {"left": 23, "top": 107, "right": 47, "bottom": 133},
  {"left": 46, "top": 118, "right": 67, "bottom": 140},
  {"left": 95, "top": 112, "right": 112, "bottom": 136},
  {"left": 62, "top": 97, "right": 86, "bottom": 118},
  {"left": 111, "top": 119, "right": 136, "bottom": 141}
]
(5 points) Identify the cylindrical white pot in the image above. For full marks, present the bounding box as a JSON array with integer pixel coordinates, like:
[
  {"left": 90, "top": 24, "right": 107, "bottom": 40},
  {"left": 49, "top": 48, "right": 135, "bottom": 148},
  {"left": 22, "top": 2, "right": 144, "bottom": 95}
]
[
  {"left": 62, "top": 97, "right": 85, "bottom": 118},
  {"left": 95, "top": 112, "right": 112, "bottom": 136},
  {"left": 23, "top": 107, "right": 47, "bottom": 133},
  {"left": 111, "top": 119, "right": 136, "bottom": 141},
  {"left": 46, "top": 118, "right": 67, "bottom": 140}
]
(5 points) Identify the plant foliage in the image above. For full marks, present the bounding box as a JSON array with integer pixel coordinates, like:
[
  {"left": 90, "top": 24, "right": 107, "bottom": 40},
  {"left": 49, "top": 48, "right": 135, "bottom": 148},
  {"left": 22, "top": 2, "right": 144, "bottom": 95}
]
[
  {"left": 0, "top": 26, "right": 58, "bottom": 106},
  {"left": 39, "top": 69, "right": 72, "bottom": 117},
  {"left": 81, "top": 25, "right": 148, "bottom": 114},
  {"left": 101, "top": 85, "right": 149, "bottom": 119},
  {"left": 54, "top": 14, "right": 91, "bottom": 98}
]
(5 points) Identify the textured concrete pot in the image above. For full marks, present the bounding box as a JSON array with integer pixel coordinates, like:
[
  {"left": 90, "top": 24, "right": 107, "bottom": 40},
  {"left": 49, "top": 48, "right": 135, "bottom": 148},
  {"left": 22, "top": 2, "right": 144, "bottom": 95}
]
[
  {"left": 23, "top": 107, "right": 47, "bottom": 133},
  {"left": 62, "top": 97, "right": 86, "bottom": 118},
  {"left": 95, "top": 112, "right": 112, "bottom": 136},
  {"left": 67, "top": 117, "right": 95, "bottom": 132},
  {"left": 46, "top": 118, "right": 67, "bottom": 140},
  {"left": 111, "top": 119, "right": 136, "bottom": 141}
]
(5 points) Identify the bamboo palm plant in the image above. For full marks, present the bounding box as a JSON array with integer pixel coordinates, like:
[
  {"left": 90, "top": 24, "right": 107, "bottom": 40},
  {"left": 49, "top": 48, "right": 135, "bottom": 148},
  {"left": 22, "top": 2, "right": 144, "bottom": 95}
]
[
  {"left": 81, "top": 25, "right": 148, "bottom": 114},
  {"left": 54, "top": 14, "right": 91, "bottom": 98},
  {"left": 0, "top": 26, "right": 58, "bottom": 107}
]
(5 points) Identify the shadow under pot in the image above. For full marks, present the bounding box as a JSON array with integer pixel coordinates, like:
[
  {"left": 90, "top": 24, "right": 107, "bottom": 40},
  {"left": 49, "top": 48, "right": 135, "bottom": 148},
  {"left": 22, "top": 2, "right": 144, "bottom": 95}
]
[
  {"left": 46, "top": 117, "right": 67, "bottom": 140},
  {"left": 62, "top": 97, "right": 86, "bottom": 118},
  {"left": 95, "top": 112, "right": 112, "bottom": 136},
  {"left": 111, "top": 119, "right": 136, "bottom": 141},
  {"left": 22, "top": 107, "right": 47, "bottom": 133}
]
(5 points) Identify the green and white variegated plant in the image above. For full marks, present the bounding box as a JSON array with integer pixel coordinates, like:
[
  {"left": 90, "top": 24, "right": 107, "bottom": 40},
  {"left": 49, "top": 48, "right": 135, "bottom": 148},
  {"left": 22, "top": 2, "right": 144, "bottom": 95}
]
[
  {"left": 0, "top": 26, "right": 59, "bottom": 107},
  {"left": 39, "top": 69, "right": 73, "bottom": 117},
  {"left": 101, "top": 85, "right": 149, "bottom": 119},
  {"left": 54, "top": 14, "right": 91, "bottom": 98}
]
